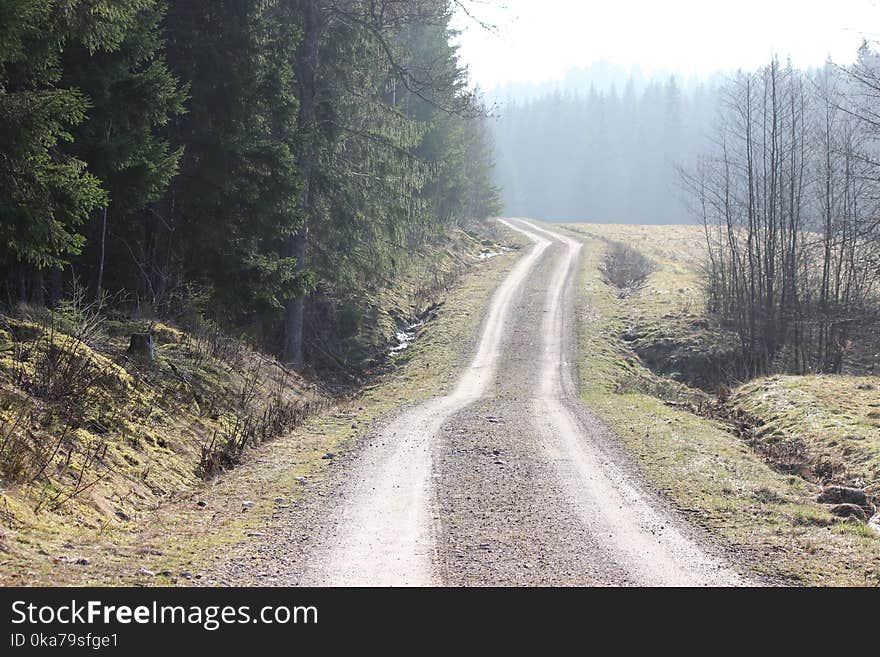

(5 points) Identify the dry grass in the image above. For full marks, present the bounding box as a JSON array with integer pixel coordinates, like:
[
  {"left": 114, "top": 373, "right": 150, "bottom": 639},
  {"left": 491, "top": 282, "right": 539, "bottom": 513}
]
[
  {"left": 561, "top": 222, "right": 880, "bottom": 585},
  {"left": 0, "top": 307, "right": 323, "bottom": 547}
]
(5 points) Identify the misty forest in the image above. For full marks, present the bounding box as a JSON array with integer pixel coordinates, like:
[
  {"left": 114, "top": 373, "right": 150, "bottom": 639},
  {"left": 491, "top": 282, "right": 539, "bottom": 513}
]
[
  {"left": 0, "top": 1, "right": 879, "bottom": 590},
  {"left": 492, "top": 56, "right": 880, "bottom": 378},
  {"left": 492, "top": 73, "right": 717, "bottom": 223}
]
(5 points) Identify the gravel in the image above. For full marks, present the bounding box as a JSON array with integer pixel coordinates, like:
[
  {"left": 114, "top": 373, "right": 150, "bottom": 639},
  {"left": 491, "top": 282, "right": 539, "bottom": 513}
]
[{"left": 201, "top": 219, "right": 749, "bottom": 587}]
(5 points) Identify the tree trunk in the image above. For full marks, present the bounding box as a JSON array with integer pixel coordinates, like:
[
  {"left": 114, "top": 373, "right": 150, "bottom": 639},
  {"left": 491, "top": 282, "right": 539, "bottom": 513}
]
[
  {"left": 127, "top": 333, "right": 155, "bottom": 361},
  {"left": 97, "top": 204, "right": 108, "bottom": 298},
  {"left": 30, "top": 269, "right": 45, "bottom": 307},
  {"left": 282, "top": 0, "right": 320, "bottom": 367},
  {"left": 282, "top": 229, "right": 308, "bottom": 367},
  {"left": 48, "top": 266, "right": 62, "bottom": 308}
]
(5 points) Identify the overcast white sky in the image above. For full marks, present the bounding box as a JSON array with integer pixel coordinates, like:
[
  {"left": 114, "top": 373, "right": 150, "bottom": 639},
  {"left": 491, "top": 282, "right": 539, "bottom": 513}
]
[{"left": 452, "top": 0, "right": 880, "bottom": 90}]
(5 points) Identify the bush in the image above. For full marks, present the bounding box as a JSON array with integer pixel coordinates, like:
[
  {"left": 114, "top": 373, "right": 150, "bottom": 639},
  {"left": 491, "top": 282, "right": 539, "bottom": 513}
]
[{"left": 599, "top": 242, "right": 656, "bottom": 295}]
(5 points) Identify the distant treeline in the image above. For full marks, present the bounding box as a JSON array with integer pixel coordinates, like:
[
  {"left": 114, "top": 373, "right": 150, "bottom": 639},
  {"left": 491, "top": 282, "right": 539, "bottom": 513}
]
[
  {"left": 0, "top": 1, "right": 500, "bottom": 365},
  {"left": 491, "top": 76, "right": 717, "bottom": 223},
  {"left": 684, "top": 54, "right": 880, "bottom": 376}
]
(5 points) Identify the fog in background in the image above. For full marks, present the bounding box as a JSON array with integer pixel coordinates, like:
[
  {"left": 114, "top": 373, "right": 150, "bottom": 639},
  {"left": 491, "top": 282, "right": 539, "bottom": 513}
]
[
  {"left": 452, "top": 0, "right": 880, "bottom": 223},
  {"left": 489, "top": 68, "right": 718, "bottom": 223}
]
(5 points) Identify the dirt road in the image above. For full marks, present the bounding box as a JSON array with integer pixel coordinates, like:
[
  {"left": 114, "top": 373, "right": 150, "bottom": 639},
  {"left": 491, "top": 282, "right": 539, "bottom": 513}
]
[
  {"left": 210, "top": 219, "right": 747, "bottom": 586},
  {"left": 298, "top": 220, "right": 552, "bottom": 585}
]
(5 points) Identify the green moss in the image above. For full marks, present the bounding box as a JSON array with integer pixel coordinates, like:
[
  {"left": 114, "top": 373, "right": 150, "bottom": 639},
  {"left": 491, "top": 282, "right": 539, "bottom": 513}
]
[{"left": 152, "top": 323, "right": 185, "bottom": 345}]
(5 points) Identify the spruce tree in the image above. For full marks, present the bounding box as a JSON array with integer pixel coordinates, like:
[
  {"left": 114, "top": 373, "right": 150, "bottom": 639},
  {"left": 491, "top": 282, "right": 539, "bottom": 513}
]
[
  {"left": 0, "top": 1, "right": 105, "bottom": 290},
  {"left": 59, "top": 0, "right": 186, "bottom": 297},
  {"left": 164, "top": 0, "right": 303, "bottom": 330}
]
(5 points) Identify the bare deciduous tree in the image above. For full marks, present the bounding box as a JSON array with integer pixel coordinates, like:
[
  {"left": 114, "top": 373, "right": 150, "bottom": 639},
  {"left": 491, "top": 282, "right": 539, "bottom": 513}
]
[{"left": 683, "top": 56, "right": 880, "bottom": 376}]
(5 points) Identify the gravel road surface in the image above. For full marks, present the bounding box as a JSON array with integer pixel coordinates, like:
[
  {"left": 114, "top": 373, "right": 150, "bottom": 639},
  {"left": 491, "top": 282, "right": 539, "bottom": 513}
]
[{"left": 206, "top": 219, "right": 748, "bottom": 586}]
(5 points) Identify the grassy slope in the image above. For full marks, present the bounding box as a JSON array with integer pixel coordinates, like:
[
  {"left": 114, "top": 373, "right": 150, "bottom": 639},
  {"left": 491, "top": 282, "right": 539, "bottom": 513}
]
[
  {"left": 733, "top": 375, "right": 880, "bottom": 488},
  {"left": 563, "top": 222, "right": 880, "bottom": 586},
  {"left": 313, "top": 228, "right": 507, "bottom": 367},
  {"left": 0, "top": 223, "right": 528, "bottom": 585},
  {"left": 0, "top": 315, "right": 324, "bottom": 573}
]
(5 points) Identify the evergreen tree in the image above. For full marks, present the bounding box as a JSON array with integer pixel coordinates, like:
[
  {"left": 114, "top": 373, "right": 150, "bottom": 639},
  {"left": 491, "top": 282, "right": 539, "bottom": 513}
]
[
  {"left": 59, "top": 0, "right": 186, "bottom": 297},
  {"left": 0, "top": 1, "right": 105, "bottom": 294},
  {"left": 1, "top": 0, "right": 502, "bottom": 366},
  {"left": 163, "top": 0, "right": 303, "bottom": 331},
  {"left": 490, "top": 73, "right": 715, "bottom": 224},
  {"left": 281, "top": 0, "right": 497, "bottom": 365}
]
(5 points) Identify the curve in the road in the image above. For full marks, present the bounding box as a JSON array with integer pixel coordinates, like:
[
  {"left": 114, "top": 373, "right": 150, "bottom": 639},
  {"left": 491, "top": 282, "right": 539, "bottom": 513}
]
[
  {"left": 303, "top": 219, "right": 551, "bottom": 585},
  {"left": 518, "top": 218, "right": 746, "bottom": 585},
  {"left": 305, "top": 217, "right": 747, "bottom": 586}
]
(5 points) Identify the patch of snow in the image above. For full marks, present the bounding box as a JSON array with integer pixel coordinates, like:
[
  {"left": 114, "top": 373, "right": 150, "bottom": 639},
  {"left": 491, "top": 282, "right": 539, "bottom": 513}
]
[
  {"left": 390, "top": 320, "right": 424, "bottom": 354},
  {"left": 478, "top": 246, "right": 512, "bottom": 260}
]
